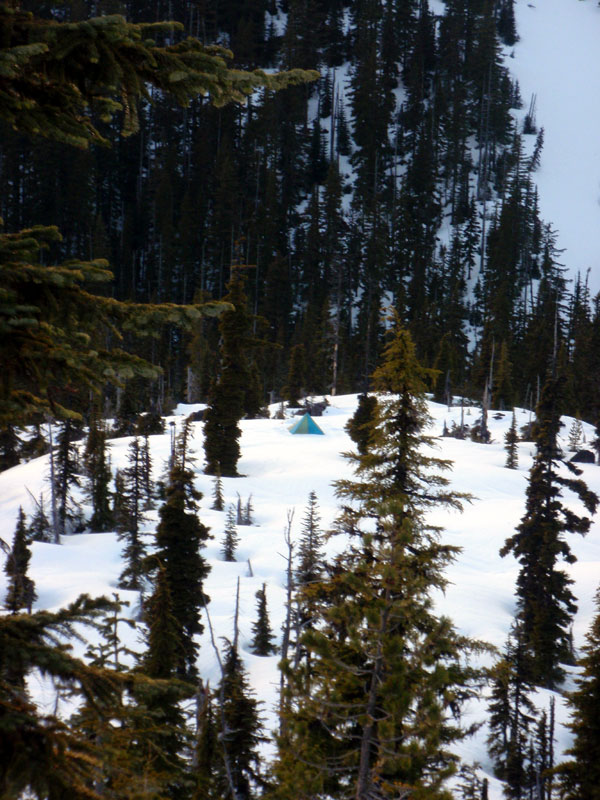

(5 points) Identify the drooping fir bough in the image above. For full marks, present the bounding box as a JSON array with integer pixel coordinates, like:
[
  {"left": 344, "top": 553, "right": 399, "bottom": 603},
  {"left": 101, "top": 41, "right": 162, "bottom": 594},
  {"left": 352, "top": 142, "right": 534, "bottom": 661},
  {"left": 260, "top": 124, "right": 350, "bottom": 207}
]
[{"left": 0, "top": 6, "right": 319, "bottom": 149}]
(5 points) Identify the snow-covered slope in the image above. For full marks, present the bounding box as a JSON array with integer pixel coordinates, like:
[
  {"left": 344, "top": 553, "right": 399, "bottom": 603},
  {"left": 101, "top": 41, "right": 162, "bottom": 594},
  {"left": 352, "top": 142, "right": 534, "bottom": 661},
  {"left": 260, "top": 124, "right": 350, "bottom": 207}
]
[
  {"left": 511, "top": 0, "right": 600, "bottom": 294},
  {"left": 1, "top": 396, "right": 599, "bottom": 798}
]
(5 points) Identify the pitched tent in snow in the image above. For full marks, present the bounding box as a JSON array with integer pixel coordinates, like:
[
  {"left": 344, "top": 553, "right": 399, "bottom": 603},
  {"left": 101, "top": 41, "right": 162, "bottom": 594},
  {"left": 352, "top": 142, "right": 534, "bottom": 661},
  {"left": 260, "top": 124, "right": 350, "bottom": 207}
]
[{"left": 288, "top": 413, "right": 325, "bottom": 435}]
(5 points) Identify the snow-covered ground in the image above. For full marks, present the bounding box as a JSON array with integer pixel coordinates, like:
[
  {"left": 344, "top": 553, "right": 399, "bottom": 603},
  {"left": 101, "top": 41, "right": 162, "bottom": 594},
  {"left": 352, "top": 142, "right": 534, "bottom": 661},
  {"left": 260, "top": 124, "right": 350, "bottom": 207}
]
[
  {"left": 1, "top": 395, "right": 599, "bottom": 798},
  {"left": 511, "top": 0, "right": 600, "bottom": 294}
]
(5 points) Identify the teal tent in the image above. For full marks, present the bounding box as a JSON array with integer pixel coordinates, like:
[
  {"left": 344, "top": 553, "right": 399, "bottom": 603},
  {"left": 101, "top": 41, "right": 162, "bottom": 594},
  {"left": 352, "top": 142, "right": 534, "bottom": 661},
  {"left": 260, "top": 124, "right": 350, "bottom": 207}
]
[{"left": 288, "top": 413, "right": 325, "bottom": 435}]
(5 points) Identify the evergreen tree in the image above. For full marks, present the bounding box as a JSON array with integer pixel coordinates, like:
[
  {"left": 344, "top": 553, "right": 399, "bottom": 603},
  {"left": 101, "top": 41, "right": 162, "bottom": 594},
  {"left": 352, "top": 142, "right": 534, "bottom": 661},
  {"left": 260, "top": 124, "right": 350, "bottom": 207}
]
[
  {"left": 215, "top": 638, "right": 266, "bottom": 799},
  {"left": 289, "top": 491, "right": 325, "bottom": 683},
  {"left": 505, "top": 409, "right": 519, "bottom": 469},
  {"left": 497, "top": 0, "right": 518, "bottom": 47},
  {"left": 174, "top": 415, "right": 197, "bottom": 473},
  {"left": 133, "top": 562, "right": 192, "bottom": 797},
  {"left": 557, "top": 584, "right": 600, "bottom": 799},
  {"left": 27, "top": 494, "right": 52, "bottom": 543},
  {"left": 530, "top": 699, "right": 555, "bottom": 800},
  {"left": 4, "top": 508, "right": 37, "bottom": 613},
  {"left": 116, "top": 437, "right": 148, "bottom": 591},
  {"left": 272, "top": 321, "right": 487, "bottom": 799},
  {"left": 143, "top": 563, "right": 182, "bottom": 680},
  {"left": 83, "top": 595, "right": 136, "bottom": 671},
  {"left": 250, "top": 583, "right": 276, "bottom": 656},
  {"left": 500, "top": 373, "right": 598, "bottom": 687},
  {"left": 486, "top": 626, "right": 537, "bottom": 795},
  {"left": 211, "top": 468, "right": 225, "bottom": 511},
  {"left": 568, "top": 415, "right": 583, "bottom": 452},
  {"left": 296, "top": 490, "right": 324, "bottom": 587},
  {"left": 0, "top": 423, "right": 20, "bottom": 472},
  {"left": 493, "top": 340, "right": 514, "bottom": 410},
  {"left": 221, "top": 504, "right": 239, "bottom": 562},
  {"left": 336, "top": 97, "right": 351, "bottom": 156},
  {"left": 154, "top": 463, "right": 211, "bottom": 679},
  {"left": 52, "top": 418, "right": 82, "bottom": 536},
  {"left": 83, "top": 413, "right": 114, "bottom": 531},
  {"left": 203, "top": 269, "right": 256, "bottom": 476}
]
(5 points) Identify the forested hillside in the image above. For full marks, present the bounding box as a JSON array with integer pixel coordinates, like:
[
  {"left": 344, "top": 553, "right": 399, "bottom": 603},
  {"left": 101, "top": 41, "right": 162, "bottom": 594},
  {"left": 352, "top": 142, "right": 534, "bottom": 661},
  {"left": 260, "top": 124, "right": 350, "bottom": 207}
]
[{"left": 3, "top": 0, "right": 600, "bottom": 430}]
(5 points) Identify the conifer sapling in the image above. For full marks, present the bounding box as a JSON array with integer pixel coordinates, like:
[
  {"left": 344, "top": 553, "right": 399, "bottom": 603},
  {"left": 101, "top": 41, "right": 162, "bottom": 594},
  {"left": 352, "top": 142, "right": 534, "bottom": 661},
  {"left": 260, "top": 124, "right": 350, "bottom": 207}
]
[
  {"left": 250, "top": 583, "right": 276, "bottom": 656},
  {"left": 221, "top": 505, "right": 239, "bottom": 562},
  {"left": 505, "top": 409, "right": 519, "bottom": 469},
  {"left": 212, "top": 468, "right": 225, "bottom": 511}
]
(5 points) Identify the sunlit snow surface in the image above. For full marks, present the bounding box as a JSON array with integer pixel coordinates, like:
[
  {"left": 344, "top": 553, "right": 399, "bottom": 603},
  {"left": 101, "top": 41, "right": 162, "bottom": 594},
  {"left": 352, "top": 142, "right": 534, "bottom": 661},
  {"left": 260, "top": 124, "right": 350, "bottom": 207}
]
[
  {"left": 2, "top": 397, "right": 600, "bottom": 798},
  {"left": 512, "top": 0, "right": 600, "bottom": 294}
]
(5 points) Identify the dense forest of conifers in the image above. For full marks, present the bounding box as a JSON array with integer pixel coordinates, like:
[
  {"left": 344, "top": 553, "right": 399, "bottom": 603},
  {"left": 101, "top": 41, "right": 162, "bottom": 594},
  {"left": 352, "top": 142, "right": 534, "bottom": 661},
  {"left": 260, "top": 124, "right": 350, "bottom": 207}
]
[{"left": 3, "top": 0, "right": 600, "bottom": 427}]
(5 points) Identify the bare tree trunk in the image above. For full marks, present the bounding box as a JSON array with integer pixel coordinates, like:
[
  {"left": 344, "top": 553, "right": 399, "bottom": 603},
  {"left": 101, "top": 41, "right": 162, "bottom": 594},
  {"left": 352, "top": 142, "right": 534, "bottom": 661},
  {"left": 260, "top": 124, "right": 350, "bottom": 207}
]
[
  {"left": 279, "top": 509, "right": 295, "bottom": 737},
  {"left": 46, "top": 419, "right": 60, "bottom": 544}
]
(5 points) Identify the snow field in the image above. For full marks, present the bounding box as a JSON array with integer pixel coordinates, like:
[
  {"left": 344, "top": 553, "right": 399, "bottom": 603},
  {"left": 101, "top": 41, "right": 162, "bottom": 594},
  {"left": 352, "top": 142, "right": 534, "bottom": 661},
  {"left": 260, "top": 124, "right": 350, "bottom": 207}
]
[{"left": 1, "top": 396, "right": 599, "bottom": 798}]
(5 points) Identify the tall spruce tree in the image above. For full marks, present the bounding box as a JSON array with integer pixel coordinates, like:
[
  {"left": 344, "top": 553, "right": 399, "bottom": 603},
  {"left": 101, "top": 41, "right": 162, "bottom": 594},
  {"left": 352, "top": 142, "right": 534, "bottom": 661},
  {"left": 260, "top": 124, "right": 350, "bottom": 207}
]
[
  {"left": 154, "top": 462, "right": 211, "bottom": 679},
  {"left": 272, "top": 321, "right": 487, "bottom": 799},
  {"left": 567, "top": 415, "right": 583, "bottom": 452},
  {"left": 203, "top": 269, "right": 255, "bottom": 477},
  {"left": 500, "top": 373, "right": 598, "bottom": 687},
  {"left": 4, "top": 508, "right": 36, "bottom": 613},
  {"left": 557, "top": 584, "right": 600, "bottom": 799}
]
